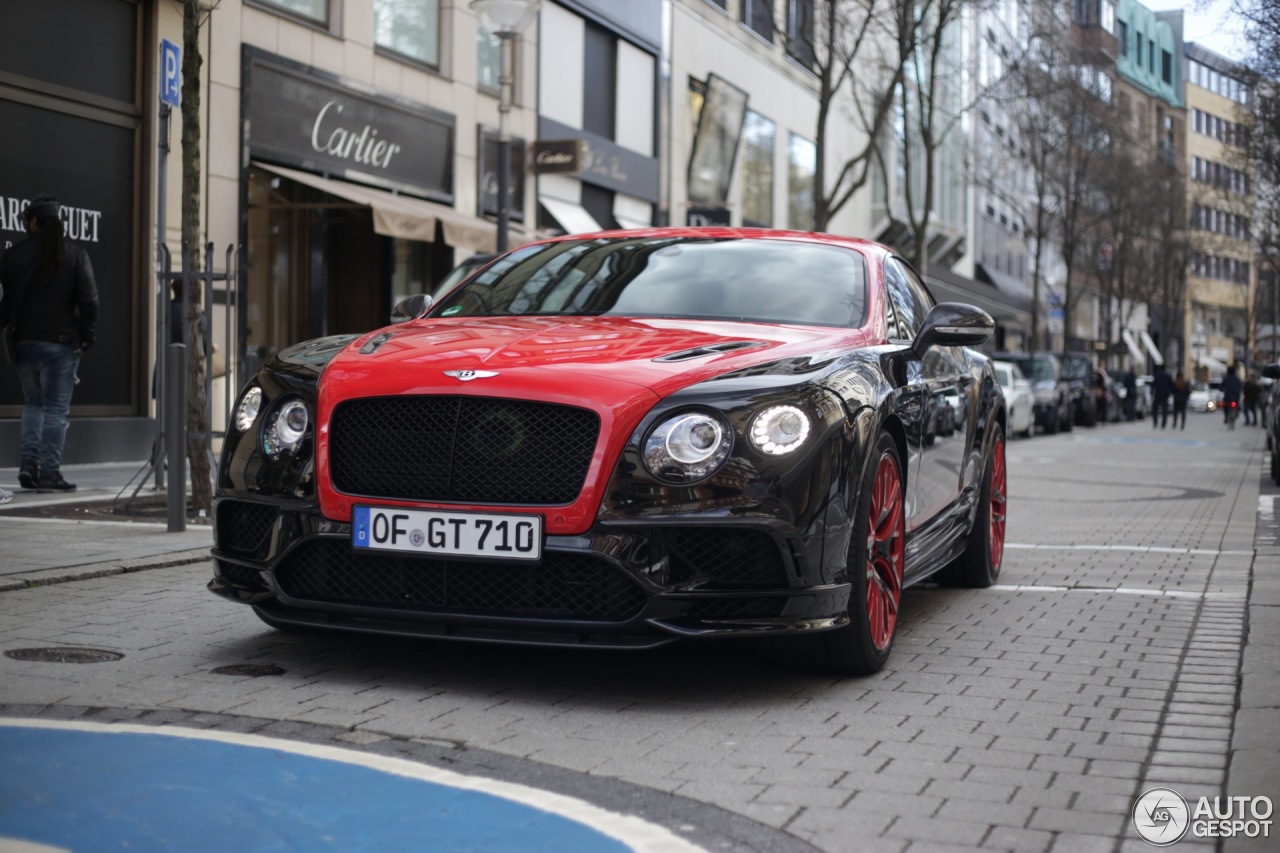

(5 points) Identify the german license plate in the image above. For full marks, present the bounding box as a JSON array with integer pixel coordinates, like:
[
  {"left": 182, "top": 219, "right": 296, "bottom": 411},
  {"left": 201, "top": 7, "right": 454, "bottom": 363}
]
[{"left": 352, "top": 506, "right": 542, "bottom": 561}]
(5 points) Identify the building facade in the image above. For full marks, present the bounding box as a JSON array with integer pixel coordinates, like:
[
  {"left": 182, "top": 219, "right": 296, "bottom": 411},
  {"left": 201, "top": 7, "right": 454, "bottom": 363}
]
[{"left": 1182, "top": 43, "right": 1256, "bottom": 380}]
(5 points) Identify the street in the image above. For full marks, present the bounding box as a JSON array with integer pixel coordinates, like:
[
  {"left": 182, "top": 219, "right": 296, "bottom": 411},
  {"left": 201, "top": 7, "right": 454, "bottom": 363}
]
[{"left": 1, "top": 411, "right": 1277, "bottom": 852}]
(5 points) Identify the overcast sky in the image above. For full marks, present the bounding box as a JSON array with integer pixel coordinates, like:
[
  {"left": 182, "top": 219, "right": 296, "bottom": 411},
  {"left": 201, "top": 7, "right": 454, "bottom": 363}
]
[{"left": 1142, "top": 0, "right": 1250, "bottom": 63}]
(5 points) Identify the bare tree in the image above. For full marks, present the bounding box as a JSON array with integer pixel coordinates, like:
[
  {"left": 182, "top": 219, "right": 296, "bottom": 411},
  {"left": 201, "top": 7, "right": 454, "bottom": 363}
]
[
  {"left": 810, "top": 0, "right": 910, "bottom": 231},
  {"left": 181, "top": 0, "right": 211, "bottom": 514}
]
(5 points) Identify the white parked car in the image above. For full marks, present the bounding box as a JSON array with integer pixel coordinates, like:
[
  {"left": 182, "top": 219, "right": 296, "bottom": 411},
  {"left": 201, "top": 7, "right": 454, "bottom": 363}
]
[
  {"left": 1189, "top": 383, "right": 1216, "bottom": 412},
  {"left": 993, "top": 359, "right": 1036, "bottom": 438}
]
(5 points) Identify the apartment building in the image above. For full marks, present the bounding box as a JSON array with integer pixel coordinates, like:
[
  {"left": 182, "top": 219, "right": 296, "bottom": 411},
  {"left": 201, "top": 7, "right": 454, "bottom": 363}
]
[{"left": 1182, "top": 42, "right": 1256, "bottom": 379}]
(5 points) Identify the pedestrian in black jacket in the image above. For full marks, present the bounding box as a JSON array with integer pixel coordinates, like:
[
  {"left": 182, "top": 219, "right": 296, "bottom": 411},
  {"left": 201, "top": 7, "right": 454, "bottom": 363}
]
[
  {"left": 1152, "top": 364, "right": 1174, "bottom": 429},
  {"left": 0, "top": 194, "right": 99, "bottom": 492}
]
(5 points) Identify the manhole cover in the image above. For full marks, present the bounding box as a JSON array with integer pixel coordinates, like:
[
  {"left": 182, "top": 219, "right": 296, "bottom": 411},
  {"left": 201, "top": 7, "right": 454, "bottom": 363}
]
[
  {"left": 211, "top": 664, "right": 286, "bottom": 677},
  {"left": 4, "top": 647, "right": 125, "bottom": 664}
]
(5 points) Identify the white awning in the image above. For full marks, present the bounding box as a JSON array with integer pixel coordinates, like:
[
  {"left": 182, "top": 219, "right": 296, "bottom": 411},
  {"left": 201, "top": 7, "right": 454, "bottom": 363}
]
[
  {"left": 539, "top": 195, "right": 604, "bottom": 236},
  {"left": 253, "top": 161, "right": 499, "bottom": 252},
  {"left": 1121, "top": 328, "right": 1144, "bottom": 363},
  {"left": 1139, "top": 329, "right": 1164, "bottom": 365},
  {"left": 613, "top": 194, "right": 653, "bottom": 230},
  {"left": 1195, "top": 354, "right": 1228, "bottom": 377}
]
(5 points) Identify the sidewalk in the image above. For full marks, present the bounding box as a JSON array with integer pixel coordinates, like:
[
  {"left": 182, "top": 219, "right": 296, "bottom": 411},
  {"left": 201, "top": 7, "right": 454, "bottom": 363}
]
[{"left": 0, "top": 461, "right": 211, "bottom": 590}]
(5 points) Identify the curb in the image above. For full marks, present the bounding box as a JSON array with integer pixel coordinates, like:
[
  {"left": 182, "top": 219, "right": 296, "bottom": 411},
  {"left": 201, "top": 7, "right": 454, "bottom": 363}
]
[{"left": 0, "top": 549, "right": 211, "bottom": 592}]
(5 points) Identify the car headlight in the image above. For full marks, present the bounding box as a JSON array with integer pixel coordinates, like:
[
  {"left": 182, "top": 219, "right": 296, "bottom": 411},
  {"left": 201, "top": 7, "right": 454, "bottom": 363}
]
[
  {"left": 262, "top": 398, "right": 309, "bottom": 457},
  {"left": 749, "top": 405, "right": 811, "bottom": 455},
  {"left": 643, "top": 411, "right": 731, "bottom": 483},
  {"left": 234, "top": 386, "right": 262, "bottom": 432}
]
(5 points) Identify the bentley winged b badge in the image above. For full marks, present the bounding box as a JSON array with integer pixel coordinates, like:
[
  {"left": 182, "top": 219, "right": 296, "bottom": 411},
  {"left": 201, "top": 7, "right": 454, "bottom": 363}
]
[{"left": 443, "top": 370, "right": 500, "bottom": 382}]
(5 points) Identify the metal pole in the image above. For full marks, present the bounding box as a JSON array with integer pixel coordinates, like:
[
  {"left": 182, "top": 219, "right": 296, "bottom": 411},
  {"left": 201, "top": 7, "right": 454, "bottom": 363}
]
[
  {"left": 166, "top": 342, "right": 187, "bottom": 532},
  {"left": 154, "top": 103, "right": 170, "bottom": 490},
  {"left": 496, "top": 34, "right": 512, "bottom": 253}
]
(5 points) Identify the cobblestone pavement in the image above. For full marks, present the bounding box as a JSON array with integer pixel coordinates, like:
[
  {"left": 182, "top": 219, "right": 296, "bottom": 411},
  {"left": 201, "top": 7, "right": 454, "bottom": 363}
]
[{"left": 0, "top": 412, "right": 1275, "bottom": 852}]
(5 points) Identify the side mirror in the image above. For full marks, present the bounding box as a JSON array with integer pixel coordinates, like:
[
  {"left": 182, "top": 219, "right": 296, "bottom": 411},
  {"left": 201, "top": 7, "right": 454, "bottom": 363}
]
[
  {"left": 911, "top": 302, "right": 994, "bottom": 358},
  {"left": 390, "top": 294, "right": 433, "bottom": 324}
]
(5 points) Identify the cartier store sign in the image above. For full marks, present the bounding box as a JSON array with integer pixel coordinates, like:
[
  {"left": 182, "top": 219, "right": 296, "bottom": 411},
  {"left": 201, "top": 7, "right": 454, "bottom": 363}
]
[
  {"left": 532, "top": 140, "right": 584, "bottom": 174},
  {"left": 245, "top": 50, "right": 455, "bottom": 201}
]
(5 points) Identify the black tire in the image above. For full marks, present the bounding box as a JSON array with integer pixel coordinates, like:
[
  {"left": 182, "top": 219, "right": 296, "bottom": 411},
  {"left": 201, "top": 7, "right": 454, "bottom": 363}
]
[
  {"left": 1043, "top": 411, "right": 1059, "bottom": 435},
  {"left": 799, "top": 432, "right": 906, "bottom": 676},
  {"left": 1271, "top": 448, "right": 1280, "bottom": 487},
  {"left": 943, "top": 429, "right": 1007, "bottom": 588},
  {"left": 1061, "top": 404, "right": 1074, "bottom": 432}
]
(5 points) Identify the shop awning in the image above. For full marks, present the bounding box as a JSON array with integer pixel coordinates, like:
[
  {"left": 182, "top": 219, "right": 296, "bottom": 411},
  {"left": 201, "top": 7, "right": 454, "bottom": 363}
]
[
  {"left": 1139, "top": 329, "right": 1164, "bottom": 365},
  {"left": 1121, "top": 328, "right": 1144, "bottom": 363},
  {"left": 253, "top": 161, "right": 500, "bottom": 252},
  {"left": 1195, "top": 354, "right": 1227, "bottom": 377},
  {"left": 539, "top": 195, "right": 604, "bottom": 235}
]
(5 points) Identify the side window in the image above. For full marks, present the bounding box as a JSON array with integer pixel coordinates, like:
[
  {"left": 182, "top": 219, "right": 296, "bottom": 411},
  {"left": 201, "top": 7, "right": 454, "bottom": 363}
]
[
  {"left": 883, "top": 258, "right": 925, "bottom": 339},
  {"left": 896, "top": 259, "right": 937, "bottom": 317}
]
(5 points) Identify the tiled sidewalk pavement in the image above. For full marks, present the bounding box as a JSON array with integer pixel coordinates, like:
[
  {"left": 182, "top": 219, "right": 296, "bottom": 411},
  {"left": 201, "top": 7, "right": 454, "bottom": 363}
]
[{"left": 0, "top": 415, "right": 1275, "bottom": 852}]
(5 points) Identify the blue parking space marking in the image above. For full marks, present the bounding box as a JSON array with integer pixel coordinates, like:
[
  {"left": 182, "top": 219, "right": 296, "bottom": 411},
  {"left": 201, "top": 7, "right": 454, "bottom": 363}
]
[{"left": 0, "top": 721, "right": 698, "bottom": 853}]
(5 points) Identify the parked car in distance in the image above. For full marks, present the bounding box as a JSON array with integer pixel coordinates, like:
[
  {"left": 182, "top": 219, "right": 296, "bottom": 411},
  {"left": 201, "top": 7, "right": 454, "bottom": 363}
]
[
  {"left": 1109, "top": 369, "right": 1149, "bottom": 420},
  {"left": 993, "top": 360, "right": 1035, "bottom": 438},
  {"left": 431, "top": 252, "right": 497, "bottom": 300},
  {"left": 996, "top": 352, "right": 1072, "bottom": 434},
  {"left": 1059, "top": 353, "right": 1098, "bottom": 426},
  {"left": 209, "top": 228, "right": 1009, "bottom": 677},
  {"left": 1263, "top": 364, "right": 1280, "bottom": 483},
  {"left": 1189, "top": 383, "right": 1216, "bottom": 412}
]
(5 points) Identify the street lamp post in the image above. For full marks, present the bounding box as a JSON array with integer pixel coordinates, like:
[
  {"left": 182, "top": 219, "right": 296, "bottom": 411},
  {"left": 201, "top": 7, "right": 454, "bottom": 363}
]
[{"left": 470, "top": 0, "right": 540, "bottom": 254}]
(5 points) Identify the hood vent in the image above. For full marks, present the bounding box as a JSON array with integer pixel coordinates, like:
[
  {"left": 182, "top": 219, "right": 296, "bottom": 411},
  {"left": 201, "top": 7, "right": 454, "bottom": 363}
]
[{"left": 654, "top": 340, "right": 767, "bottom": 362}]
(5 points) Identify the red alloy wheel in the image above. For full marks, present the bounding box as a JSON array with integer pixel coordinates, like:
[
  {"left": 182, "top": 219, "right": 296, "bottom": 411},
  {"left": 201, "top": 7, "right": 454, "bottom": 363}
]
[
  {"left": 865, "top": 451, "right": 905, "bottom": 651},
  {"left": 989, "top": 435, "right": 1007, "bottom": 571}
]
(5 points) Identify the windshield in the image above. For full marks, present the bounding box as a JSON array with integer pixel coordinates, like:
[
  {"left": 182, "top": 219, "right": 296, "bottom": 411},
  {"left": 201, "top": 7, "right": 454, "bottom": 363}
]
[
  {"left": 1060, "top": 357, "right": 1091, "bottom": 380},
  {"left": 993, "top": 365, "right": 1012, "bottom": 388},
  {"left": 1010, "top": 357, "right": 1055, "bottom": 381},
  {"left": 429, "top": 236, "right": 869, "bottom": 327}
]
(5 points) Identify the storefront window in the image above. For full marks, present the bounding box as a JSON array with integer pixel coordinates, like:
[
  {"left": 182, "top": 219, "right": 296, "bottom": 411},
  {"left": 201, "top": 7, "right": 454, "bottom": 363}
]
[
  {"left": 375, "top": 0, "right": 440, "bottom": 67},
  {"left": 788, "top": 133, "right": 816, "bottom": 231},
  {"left": 740, "top": 110, "right": 775, "bottom": 227},
  {"left": 256, "top": 0, "right": 328, "bottom": 26}
]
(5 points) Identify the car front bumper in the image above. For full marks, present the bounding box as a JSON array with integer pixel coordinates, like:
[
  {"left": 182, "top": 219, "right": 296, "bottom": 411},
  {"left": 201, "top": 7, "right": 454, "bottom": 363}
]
[{"left": 208, "top": 498, "right": 851, "bottom": 649}]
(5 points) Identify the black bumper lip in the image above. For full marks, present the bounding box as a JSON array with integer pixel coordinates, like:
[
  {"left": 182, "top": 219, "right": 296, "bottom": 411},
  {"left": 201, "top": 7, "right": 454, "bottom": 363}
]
[{"left": 209, "top": 502, "right": 851, "bottom": 648}]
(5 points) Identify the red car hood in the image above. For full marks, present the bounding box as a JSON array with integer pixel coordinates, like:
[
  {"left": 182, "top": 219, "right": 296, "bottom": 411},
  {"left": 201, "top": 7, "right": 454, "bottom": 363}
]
[
  {"left": 324, "top": 315, "right": 868, "bottom": 394},
  {"left": 315, "top": 316, "right": 870, "bottom": 531}
]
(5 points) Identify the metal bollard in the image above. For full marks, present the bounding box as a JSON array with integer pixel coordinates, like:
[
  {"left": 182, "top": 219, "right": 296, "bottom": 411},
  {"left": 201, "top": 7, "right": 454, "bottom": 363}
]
[{"left": 166, "top": 343, "right": 187, "bottom": 532}]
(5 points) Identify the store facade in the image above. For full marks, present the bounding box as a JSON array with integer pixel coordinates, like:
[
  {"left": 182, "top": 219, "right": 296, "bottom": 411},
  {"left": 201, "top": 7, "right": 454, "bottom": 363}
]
[
  {"left": 0, "top": 0, "right": 153, "bottom": 463},
  {"left": 238, "top": 49, "right": 505, "bottom": 375}
]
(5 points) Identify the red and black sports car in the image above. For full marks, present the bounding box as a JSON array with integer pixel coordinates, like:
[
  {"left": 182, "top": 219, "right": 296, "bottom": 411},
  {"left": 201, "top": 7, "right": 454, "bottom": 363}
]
[{"left": 210, "top": 228, "right": 1007, "bottom": 675}]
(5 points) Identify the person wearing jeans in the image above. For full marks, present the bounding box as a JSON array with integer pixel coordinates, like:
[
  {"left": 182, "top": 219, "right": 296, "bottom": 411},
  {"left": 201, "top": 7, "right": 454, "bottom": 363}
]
[
  {"left": 0, "top": 194, "right": 98, "bottom": 492},
  {"left": 16, "top": 341, "right": 81, "bottom": 486}
]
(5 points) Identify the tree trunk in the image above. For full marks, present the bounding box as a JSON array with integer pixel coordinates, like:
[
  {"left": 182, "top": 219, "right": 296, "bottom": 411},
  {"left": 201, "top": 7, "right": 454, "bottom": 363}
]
[{"left": 181, "top": 0, "right": 211, "bottom": 515}]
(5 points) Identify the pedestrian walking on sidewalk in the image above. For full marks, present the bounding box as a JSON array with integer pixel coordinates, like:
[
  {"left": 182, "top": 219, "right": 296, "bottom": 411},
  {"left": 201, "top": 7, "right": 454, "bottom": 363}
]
[
  {"left": 1221, "top": 364, "right": 1243, "bottom": 427},
  {"left": 1152, "top": 364, "right": 1173, "bottom": 429},
  {"left": 1243, "top": 372, "right": 1260, "bottom": 425},
  {"left": 1123, "top": 367, "right": 1138, "bottom": 421},
  {"left": 1172, "top": 370, "right": 1191, "bottom": 430},
  {"left": 0, "top": 194, "right": 99, "bottom": 493}
]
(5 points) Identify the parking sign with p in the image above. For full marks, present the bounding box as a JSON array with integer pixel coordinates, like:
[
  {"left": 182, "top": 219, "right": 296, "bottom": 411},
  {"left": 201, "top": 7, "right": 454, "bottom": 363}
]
[{"left": 161, "top": 39, "right": 181, "bottom": 108}]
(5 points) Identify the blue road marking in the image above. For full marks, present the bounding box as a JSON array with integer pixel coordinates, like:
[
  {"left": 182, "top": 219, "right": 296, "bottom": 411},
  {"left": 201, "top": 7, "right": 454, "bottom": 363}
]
[{"left": 0, "top": 724, "right": 641, "bottom": 853}]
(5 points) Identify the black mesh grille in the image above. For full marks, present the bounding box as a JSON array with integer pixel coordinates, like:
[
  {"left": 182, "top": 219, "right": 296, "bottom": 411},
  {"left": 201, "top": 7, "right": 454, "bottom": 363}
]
[
  {"left": 216, "top": 501, "right": 278, "bottom": 556},
  {"left": 663, "top": 528, "right": 789, "bottom": 588},
  {"left": 275, "top": 539, "right": 646, "bottom": 622},
  {"left": 329, "top": 397, "right": 599, "bottom": 505}
]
